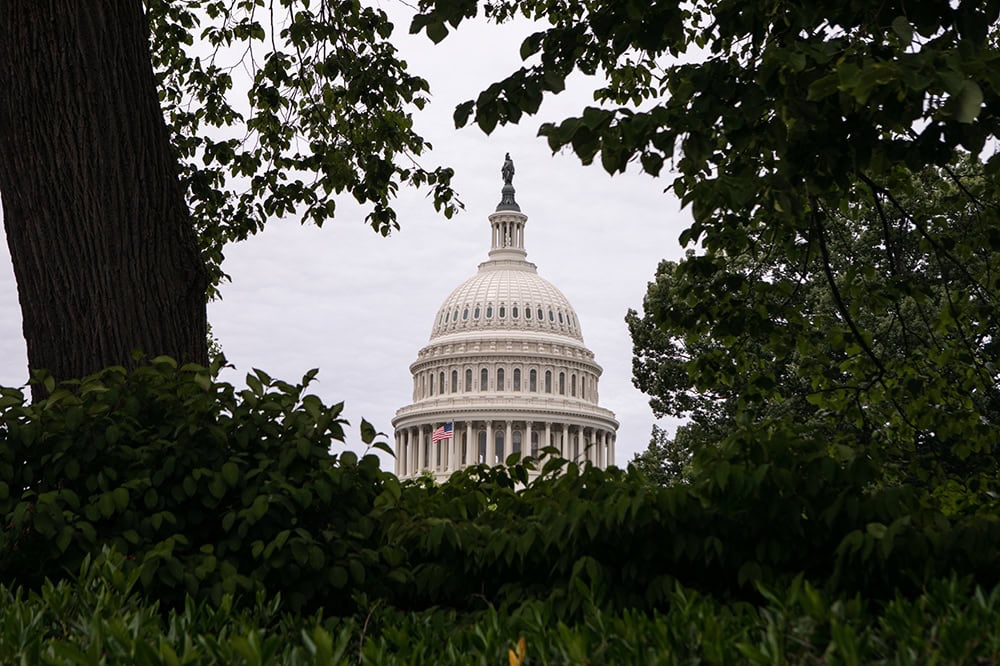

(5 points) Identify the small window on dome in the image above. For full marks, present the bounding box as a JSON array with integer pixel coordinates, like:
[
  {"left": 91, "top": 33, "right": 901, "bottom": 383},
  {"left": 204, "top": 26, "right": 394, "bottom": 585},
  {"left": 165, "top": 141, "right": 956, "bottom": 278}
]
[
  {"left": 463, "top": 308, "right": 469, "bottom": 320},
  {"left": 558, "top": 312, "right": 564, "bottom": 324},
  {"left": 451, "top": 370, "right": 458, "bottom": 393},
  {"left": 486, "top": 305, "right": 493, "bottom": 318},
  {"left": 465, "top": 368, "right": 472, "bottom": 391},
  {"left": 513, "top": 368, "right": 521, "bottom": 391},
  {"left": 525, "top": 307, "right": 532, "bottom": 320},
  {"left": 537, "top": 308, "right": 544, "bottom": 320},
  {"left": 548, "top": 309, "right": 554, "bottom": 322},
  {"left": 497, "top": 368, "right": 505, "bottom": 390},
  {"left": 512, "top": 306, "right": 519, "bottom": 318},
  {"left": 499, "top": 305, "right": 506, "bottom": 318},
  {"left": 454, "top": 308, "right": 459, "bottom": 322},
  {"left": 474, "top": 306, "right": 480, "bottom": 319}
]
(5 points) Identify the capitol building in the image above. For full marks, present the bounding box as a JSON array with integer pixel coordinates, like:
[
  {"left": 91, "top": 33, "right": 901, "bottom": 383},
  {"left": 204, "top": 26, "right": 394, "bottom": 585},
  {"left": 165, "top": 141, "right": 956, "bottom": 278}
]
[{"left": 392, "top": 156, "right": 618, "bottom": 480}]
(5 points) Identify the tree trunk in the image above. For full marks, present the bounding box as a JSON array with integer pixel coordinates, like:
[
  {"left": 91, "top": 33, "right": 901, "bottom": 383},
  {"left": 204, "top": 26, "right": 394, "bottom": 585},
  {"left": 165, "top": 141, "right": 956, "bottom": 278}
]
[{"left": 0, "top": 2, "right": 208, "bottom": 395}]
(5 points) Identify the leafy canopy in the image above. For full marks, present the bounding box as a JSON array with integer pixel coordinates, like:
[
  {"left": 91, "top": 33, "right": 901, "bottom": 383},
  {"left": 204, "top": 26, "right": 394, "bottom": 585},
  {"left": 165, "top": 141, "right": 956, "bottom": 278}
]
[
  {"left": 147, "top": 0, "right": 461, "bottom": 292},
  {"left": 413, "top": 0, "right": 1000, "bottom": 501}
]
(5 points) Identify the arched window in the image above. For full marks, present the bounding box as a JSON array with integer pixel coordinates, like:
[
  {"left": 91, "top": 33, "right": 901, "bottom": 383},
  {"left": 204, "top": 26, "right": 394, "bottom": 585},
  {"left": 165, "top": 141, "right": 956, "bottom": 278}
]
[
  {"left": 529, "top": 369, "right": 537, "bottom": 392},
  {"left": 513, "top": 430, "right": 522, "bottom": 455},
  {"left": 474, "top": 306, "right": 480, "bottom": 319},
  {"left": 421, "top": 374, "right": 426, "bottom": 397},
  {"left": 439, "top": 372, "right": 445, "bottom": 395},
  {"left": 478, "top": 431, "right": 487, "bottom": 464},
  {"left": 462, "top": 308, "right": 469, "bottom": 320},
  {"left": 451, "top": 370, "right": 458, "bottom": 393},
  {"left": 559, "top": 372, "right": 565, "bottom": 395},
  {"left": 486, "top": 305, "right": 493, "bottom": 318},
  {"left": 525, "top": 307, "right": 532, "bottom": 320},
  {"left": 497, "top": 368, "right": 505, "bottom": 391},
  {"left": 465, "top": 368, "right": 472, "bottom": 391},
  {"left": 495, "top": 430, "right": 505, "bottom": 463},
  {"left": 453, "top": 308, "right": 459, "bottom": 322},
  {"left": 481, "top": 368, "right": 488, "bottom": 391},
  {"left": 545, "top": 370, "right": 552, "bottom": 393},
  {"left": 581, "top": 376, "right": 586, "bottom": 399},
  {"left": 571, "top": 373, "right": 576, "bottom": 397},
  {"left": 429, "top": 374, "right": 434, "bottom": 396},
  {"left": 513, "top": 368, "right": 521, "bottom": 391},
  {"left": 531, "top": 431, "right": 539, "bottom": 456},
  {"left": 548, "top": 309, "right": 554, "bottom": 322},
  {"left": 558, "top": 311, "right": 564, "bottom": 324},
  {"left": 499, "top": 305, "right": 506, "bottom": 318},
  {"left": 512, "top": 306, "right": 519, "bottom": 318},
  {"left": 537, "top": 307, "right": 544, "bottom": 320}
]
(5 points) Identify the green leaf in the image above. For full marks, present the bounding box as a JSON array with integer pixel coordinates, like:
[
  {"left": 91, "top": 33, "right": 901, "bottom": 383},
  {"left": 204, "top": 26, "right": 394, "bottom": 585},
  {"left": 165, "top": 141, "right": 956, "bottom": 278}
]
[{"left": 955, "top": 80, "right": 983, "bottom": 123}]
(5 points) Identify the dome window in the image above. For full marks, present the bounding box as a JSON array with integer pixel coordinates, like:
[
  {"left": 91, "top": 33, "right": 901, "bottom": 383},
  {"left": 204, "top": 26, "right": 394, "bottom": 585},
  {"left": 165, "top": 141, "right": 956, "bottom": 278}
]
[
  {"left": 480, "top": 368, "right": 488, "bottom": 391},
  {"left": 439, "top": 372, "right": 445, "bottom": 395},
  {"left": 559, "top": 372, "right": 565, "bottom": 395},
  {"left": 571, "top": 373, "right": 576, "bottom": 397},
  {"left": 499, "top": 305, "right": 506, "bottom": 318},
  {"left": 558, "top": 312, "right": 564, "bottom": 324},
  {"left": 474, "top": 306, "right": 481, "bottom": 319},
  {"left": 454, "top": 308, "right": 459, "bottom": 322},
  {"left": 451, "top": 370, "right": 458, "bottom": 393},
  {"left": 512, "top": 306, "right": 519, "bottom": 318},
  {"left": 529, "top": 369, "right": 537, "bottom": 392},
  {"left": 525, "top": 307, "right": 532, "bottom": 320},
  {"left": 537, "top": 308, "right": 544, "bottom": 320},
  {"left": 544, "top": 370, "right": 552, "bottom": 393},
  {"left": 462, "top": 308, "right": 469, "bottom": 320},
  {"left": 497, "top": 368, "right": 505, "bottom": 390},
  {"left": 513, "top": 368, "right": 521, "bottom": 391},
  {"left": 486, "top": 305, "right": 493, "bottom": 318},
  {"left": 548, "top": 309, "right": 554, "bottom": 322},
  {"left": 465, "top": 368, "right": 472, "bottom": 391}
]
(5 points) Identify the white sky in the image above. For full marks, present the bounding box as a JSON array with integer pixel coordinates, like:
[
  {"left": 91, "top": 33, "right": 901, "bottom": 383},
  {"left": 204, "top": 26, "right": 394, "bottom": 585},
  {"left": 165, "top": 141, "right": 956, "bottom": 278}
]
[{"left": 0, "top": 6, "right": 691, "bottom": 467}]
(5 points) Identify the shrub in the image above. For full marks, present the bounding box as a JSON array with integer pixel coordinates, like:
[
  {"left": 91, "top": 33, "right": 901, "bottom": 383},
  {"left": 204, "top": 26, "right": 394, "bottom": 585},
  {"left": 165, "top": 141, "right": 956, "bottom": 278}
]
[{"left": 0, "top": 358, "right": 399, "bottom": 612}]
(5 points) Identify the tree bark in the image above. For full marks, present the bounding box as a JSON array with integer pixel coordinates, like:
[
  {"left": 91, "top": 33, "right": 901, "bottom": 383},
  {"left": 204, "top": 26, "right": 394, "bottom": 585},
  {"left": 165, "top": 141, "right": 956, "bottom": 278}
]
[{"left": 0, "top": 2, "right": 208, "bottom": 394}]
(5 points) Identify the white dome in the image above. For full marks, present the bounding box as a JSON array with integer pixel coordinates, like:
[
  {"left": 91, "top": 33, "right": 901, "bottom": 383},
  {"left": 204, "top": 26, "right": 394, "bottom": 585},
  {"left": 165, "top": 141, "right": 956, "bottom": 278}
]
[
  {"left": 430, "top": 261, "right": 584, "bottom": 341},
  {"left": 392, "top": 155, "right": 617, "bottom": 482}
]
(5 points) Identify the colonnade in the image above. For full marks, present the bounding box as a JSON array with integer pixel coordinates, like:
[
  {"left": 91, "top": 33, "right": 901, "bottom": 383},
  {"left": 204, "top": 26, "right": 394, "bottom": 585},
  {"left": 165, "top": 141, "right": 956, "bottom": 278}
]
[{"left": 393, "top": 419, "right": 616, "bottom": 478}]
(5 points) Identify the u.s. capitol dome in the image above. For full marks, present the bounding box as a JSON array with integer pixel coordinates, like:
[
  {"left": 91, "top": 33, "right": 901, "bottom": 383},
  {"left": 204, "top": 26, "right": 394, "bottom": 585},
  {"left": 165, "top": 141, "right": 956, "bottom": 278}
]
[{"left": 392, "top": 155, "right": 618, "bottom": 479}]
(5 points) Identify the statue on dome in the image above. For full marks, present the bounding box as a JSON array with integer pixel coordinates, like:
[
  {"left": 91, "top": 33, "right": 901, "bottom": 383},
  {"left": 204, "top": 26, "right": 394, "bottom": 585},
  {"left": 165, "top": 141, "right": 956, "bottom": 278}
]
[{"left": 501, "top": 153, "right": 515, "bottom": 186}]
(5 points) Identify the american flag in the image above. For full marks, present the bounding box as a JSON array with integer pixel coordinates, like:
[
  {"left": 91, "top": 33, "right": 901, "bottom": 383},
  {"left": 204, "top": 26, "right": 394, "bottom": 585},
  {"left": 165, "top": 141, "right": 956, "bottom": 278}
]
[{"left": 431, "top": 422, "right": 454, "bottom": 443}]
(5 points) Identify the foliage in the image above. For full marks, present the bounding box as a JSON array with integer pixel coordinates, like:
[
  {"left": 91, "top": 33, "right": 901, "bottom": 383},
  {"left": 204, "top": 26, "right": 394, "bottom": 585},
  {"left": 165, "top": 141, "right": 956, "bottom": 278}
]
[
  {"left": 0, "top": 359, "right": 399, "bottom": 612},
  {"left": 382, "top": 439, "right": 1000, "bottom": 616},
  {"left": 626, "top": 159, "right": 1000, "bottom": 505},
  {"left": 630, "top": 425, "right": 692, "bottom": 486},
  {"left": 413, "top": 0, "right": 1000, "bottom": 504},
  {"left": 146, "top": 0, "right": 460, "bottom": 292},
  {"left": 7, "top": 549, "right": 1000, "bottom": 665}
]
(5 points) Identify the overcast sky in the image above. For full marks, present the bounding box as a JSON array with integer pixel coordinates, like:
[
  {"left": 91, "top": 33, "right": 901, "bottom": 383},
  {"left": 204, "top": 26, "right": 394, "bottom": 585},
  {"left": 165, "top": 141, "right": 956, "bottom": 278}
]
[{"left": 0, "top": 6, "right": 692, "bottom": 467}]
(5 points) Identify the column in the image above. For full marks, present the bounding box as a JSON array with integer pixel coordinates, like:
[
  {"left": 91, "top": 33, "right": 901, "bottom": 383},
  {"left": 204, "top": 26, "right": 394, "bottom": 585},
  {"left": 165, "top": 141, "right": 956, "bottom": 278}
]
[
  {"left": 394, "top": 431, "right": 401, "bottom": 476},
  {"left": 448, "top": 423, "right": 458, "bottom": 472},
  {"left": 526, "top": 421, "right": 533, "bottom": 457},
  {"left": 486, "top": 422, "right": 494, "bottom": 466},
  {"left": 465, "top": 422, "right": 473, "bottom": 465},
  {"left": 417, "top": 427, "right": 426, "bottom": 472},
  {"left": 578, "top": 428, "right": 586, "bottom": 464},
  {"left": 561, "top": 423, "right": 569, "bottom": 460},
  {"left": 505, "top": 421, "right": 513, "bottom": 463},
  {"left": 407, "top": 428, "right": 416, "bottom": 476},
  {"left": 609, "top": 434, "right": 616, "bottom": 467},
  {"left": 544, "top": 422, "right": 551, "bottom": 457},
  {"left": 597, "top": 429, "right": 605, "bottom": 467}
]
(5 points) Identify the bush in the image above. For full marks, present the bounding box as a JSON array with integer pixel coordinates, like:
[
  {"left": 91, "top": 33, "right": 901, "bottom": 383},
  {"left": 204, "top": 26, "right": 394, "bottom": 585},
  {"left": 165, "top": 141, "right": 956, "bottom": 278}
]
[
  {"left": 5, "top": 548, "right": 1000, "bottom": 665},
  {"left": 0, "top": 358, "right": 400, "bottom": 612}
]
